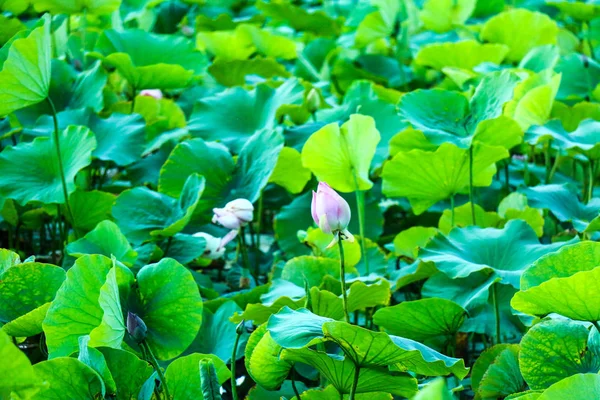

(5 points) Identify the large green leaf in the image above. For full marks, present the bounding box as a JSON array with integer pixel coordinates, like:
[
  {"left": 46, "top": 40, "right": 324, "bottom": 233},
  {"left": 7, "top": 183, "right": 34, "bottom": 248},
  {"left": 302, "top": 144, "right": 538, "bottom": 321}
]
[
  {"left": 165, "top": 353, "right": 230, "bottom": 400},
  {"left": 415, "top": 40, "right": 509, "bottom": 71},
  {"left": 269, "top": 146, "right": 311, "bottom": 194},
  {"left": 68, "top": 190, "right": 115, "bottom": 233},
  {"left": 43, "top": 255, "right": 132, "bottom": 358},
  {"left": 66, "top": 220, "right": 138, "bottom": 267},
  {"left": 0, "top": 329, "right": 40, "bottom": 399},
  {"left": 0, "top": 14, "right": 50, "bottom": 115},
  {"left": 32, "top": 358, "right": 104, "bottom": 399},
  {"left": 420, "top": 0, "right": 476, "bottom": 33},
  {"left": 419, "top": 220, "right": 571, "bottom": 288},
  {"left": 112, "top": 173, "right": 205, "bottom": 243},
  {"left": 0, "top": 261, "right": 65, "bottom": 323},
  {"left": 94, "top": 29, "right": 206, "bottom": 89},
  {"left": 301, "top": 114, "right": 380, "bottom": 192},
  {"left": 99, "top": 347, "right": 153, "bottom": 400},
  {"left": 526, "top": 119, "right": 600, "bottom": 160},
  {"left": 519, "top": 319, "right": 600, "bottom": 390},
  {"left": 256, "top": 0, "right": 341, "bottom": 36},
  {"left": 382, "top": 142, "right": 508, "bottom": 214},
  {"left": 476, "top": 344, "right": 525, "bottom": 399},
  {"left": 538, "top": 374, "right": 600, "bottom": 399},
  {"left": 0, "top": 125, "right": 96, "bottom": 205},
  {"left": 33, "top": 0, "right": 121, "bottom": 14},
  {"left": 245, "top": 323, "right": 292, "bottom": 390},
  {"left": 372, "top": 298, "right": 466, "bottom": 344},
  {"left": 268, "top": 307, "right": 469, "bottom": 378},
  {"left": 188, "top": 79, "right": 303, "bottom": 152},
  {"left": 132, "top": 258, "right": 203, "bottom": 360},
  {"left": 480, "top": 9, "right": 559, "bottom": 62}
]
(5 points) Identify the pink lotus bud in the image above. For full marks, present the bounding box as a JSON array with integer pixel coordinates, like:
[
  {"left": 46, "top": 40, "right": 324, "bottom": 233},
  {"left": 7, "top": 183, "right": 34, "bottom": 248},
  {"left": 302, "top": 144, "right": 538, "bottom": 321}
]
[
  {"left": 212, "top": 198, "right": 254, "bottom": 230},
  {"left": 311, "top": 182, "right": 354, "bottom": 247},
  {"left": 126, "top": 312, "right": 147, "bottom": 343},
  {"left": 139, "top": 89, "right": 163, "bottom": 100}
]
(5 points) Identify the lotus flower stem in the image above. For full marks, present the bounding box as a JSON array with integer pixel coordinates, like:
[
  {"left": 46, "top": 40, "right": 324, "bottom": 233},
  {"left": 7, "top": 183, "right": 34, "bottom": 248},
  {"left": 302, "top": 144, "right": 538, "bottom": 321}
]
[
  {"left": 231, "top": 321, "right": 244, "bottom": 400},
  {"left": 237, "top": 227, "right": 253, "bottom": 277},
  {"left": 349, "top": 365, "right": 360, "bottom": 400},
  {"left": 141, "top": 340, "right": 171, "bottom": 400},
  {"left": 491, "top": 283, "right": 501, "bottom": 345},
  {"left": 468, "top": 145, "right": 476, "bottom": 225},
  {"left": 338, "top": 233, "right": 350, "bottom": 323},
  {"left": 587, "top": 159, "right": 595, "bottom": 204},
  {"left": 355, "top": 190, "right": 369, "bottom": 274},
  {"left": 544, "top": 141, "right": 552, "bottom": 184},
  {"left": 47, "top": 97, "right": 78, "bottom": 240},
  {"left": 291, "top": 367, "right": 301, "bottom": 399},
  {"left": 548, "top": 153, "right": 561, "bottom": 184}
]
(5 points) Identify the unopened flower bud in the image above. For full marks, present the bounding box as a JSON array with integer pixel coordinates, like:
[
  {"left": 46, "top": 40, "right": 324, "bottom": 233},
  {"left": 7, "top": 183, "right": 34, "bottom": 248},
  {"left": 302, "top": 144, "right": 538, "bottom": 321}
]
[
  {"left": 127, "top": 312, "right": 147, "bottom": 343},
  {"left": 311, "top": 182, "right": 354, "bottom": 248},
  {"left": 212, "top": 198, "right": 254, "bottom": 230},
  {"left": 193, "top": 232, "right": 226, "bottom": 260},
  {"left": 306, "top": 88, "right": 321, "bottom": 113},
  {"left": 236, "top": 320, "right": 246, "bottom": 335},
  {"left": 139, "top": 89, "right": 163, "bottom": 100}
]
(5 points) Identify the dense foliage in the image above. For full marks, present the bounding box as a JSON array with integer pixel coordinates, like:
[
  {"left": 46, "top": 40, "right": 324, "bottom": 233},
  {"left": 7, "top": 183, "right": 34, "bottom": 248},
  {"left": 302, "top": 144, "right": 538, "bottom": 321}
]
[{"left": 2, "top": 0, "right": 600, "bottom": 399}]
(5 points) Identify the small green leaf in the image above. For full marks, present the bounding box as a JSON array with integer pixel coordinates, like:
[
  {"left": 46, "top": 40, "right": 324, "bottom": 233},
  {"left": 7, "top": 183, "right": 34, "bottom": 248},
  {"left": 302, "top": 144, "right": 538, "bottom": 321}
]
[
  {"left": 269, "top": 146, "right": 311, "bottom": 194},
  {"left": 67, "top": 220, "right": 137, "bottom": 267},
  {"left": 0, "top": 329, "right": 40, "bottom": 399},
  {"left": 415, "top": 40, "right": 509, "bottom": 70},
  {"left": 32, "top": 358, "right": 103, "bottom": 399}
]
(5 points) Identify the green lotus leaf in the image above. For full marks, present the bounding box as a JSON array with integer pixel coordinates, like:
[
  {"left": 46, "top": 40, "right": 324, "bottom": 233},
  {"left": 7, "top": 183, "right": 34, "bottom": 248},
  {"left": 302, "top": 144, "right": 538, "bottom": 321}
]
[
  {"left": 43, "top": 255, "right": 133, "bottom": 358},
  {"left": 520, "top": 241, "right": 600, "bottom": 290},
  {"left": 303, "top": 227, "right": 361, "bottom": 268},
  {"left": 33, "top": 0, "right": 121, "bottom": 14},
  {"left": 538, "top": 374, "right": 600, "bottom": 399},
  {"left": 245, "top": 324, "right": 292, "bottom": 390},
  {"left": 0, "top": 329, "right": 40, "bottom": 399},
  {"left": 2, "top": 302, "right": 51, "bottom": 337},
  {"left": 519, "top": 45, "right": 560, "bottom": 73},
  {"left": 269, "top": 146, "right": 311, "bottom": 194},
  {"left": 0, "top": 125, "right": 96, "bottom": 205},
  {"left": 112, "top": 173, "right": 205, "bottom": 244},
  {"left": 413, "top": 378, "right": 454, "bottom": 400},
  {"left": 132, "top": 258, "right": 203, "bottom": 360},
  {"left": 398, "top": 71, "right": 521, "bottom": 149},
  {"left": 233, "top": 296, "right": 302, "bottom": 325},
  {"left": 415, "top": 40, "right": 509, "bottom": 71},
  {"left": 188, "top": 79, "right": 303, "bottom": 152},
  {"left": 551, "top": 101, "right": 600, "bottom": 132},
  {"left": 372, "top": 298, "right": 466, "bottom": 343},
  {"left": 555, "top": 54, "right": 600, "bottom": 101},
  {"left": 98, "top": 347, "right": 153, "bottom": 400},
  {"left": 268, "top": 307, "right": 469, "bottom": 378},
  {"left": 67, "top": 190, "right": 115, "bottom": 233},
  {"left": 0, "top": 14, "right": 50, "bottom": 116},
  {"left": 471, "top": 344, "right": 513, "bottom": 392},
  {"left": 309, "top": 287, "right": 345, "bottom": 320},
  {"left": 165, "top": 353, "right": 230, "bottom": 400},
  {"left": 476, "top": 344, "right": 525, "bottom": 399},
  {"left": 199, "top": 359, "right": 221, "bottom": 400},
  {"left": 317, "top": 80, "right": 406, "bottom": 165},
  {"left": 346, "top": 279, "right": 391, "bottom": 312},
  {"left": 196, "top": 29, "right": 254, "bottom": 61},
  {"left": 66, "top": 220, "right": 138, "bottom": 267},
  {"left": 382, "top": 142, "right": 508, "bottom": 215},
  {"left": 0, "top": 248, "right": 20, "bottom": 274},
  {"left": 187, "top": 301, "right": 246, "bottom": 363},
  {"left": 423, "top": 272, "right": 527, "bottom": 337},
  {"left": 237, "top": 24, "right": 296, "bottom": 59},
  {"left": 504, "top": 70, "right": 561, "bottom": 130},
  {"left": 420, "top": 0, "right": 476, "bottom": 33},
  {"left": 519, "top": 184, "right": 600, "bottom": 231},
  {"left": 526, "top": 119, "right": 600, "bottom": 160},
  {"left": 420, "top": 220, "right": 570, "bottom": 288},
  {"left": 392, "top": 260, "right": 438, "bottom": 290},
  {"left": 0, "top": 261, "right": 65, "bottom": 323},
  {"left": 247, "top": 380, "right": 309, "bottom": 399},
  {"left": 355, "top": 0, "right": 400, "bottom": 48},
  {"left": 281, "top": 255, "right": 340, "bottom": 288},
  {"left": 94, "top": 29, "right": 206, "bottom": 90},
  {"left": 0, "top": 0, "right": 30, "bottom": 15},
  {"left": 520, "top": 319, "right": 600, "bottom": 390},
  {"left": 301, "top": 114, "right": 380, "bottom": 192},
  {"left": 392, "top": 227, "right": 438, "bottom": 258},
  {"left": 256, "top": 0, "right": 341, "bottom": 36},
  {"left": 481, "top": 9, "right": 558, "bottom": 62},
  {"left": 32, "top": 358, "right": 103, "bottom": 399},
  {"left": 161, "top": 233, "right": 206, "bottom": 264},
  {"left": 208, "top": 57, "right": 290, "bottom": 86},
  {"left": 294, "top": 385, "right": 392, "bottom": 399},
  {"left": 438, "top": 202, "right": 502, "bottom": 234},
  {"left": 77, "top": 336, "right": 116, "bottom": 396},
  {"left": 547, "top": 0, "right": 600, "bottom": 21}
]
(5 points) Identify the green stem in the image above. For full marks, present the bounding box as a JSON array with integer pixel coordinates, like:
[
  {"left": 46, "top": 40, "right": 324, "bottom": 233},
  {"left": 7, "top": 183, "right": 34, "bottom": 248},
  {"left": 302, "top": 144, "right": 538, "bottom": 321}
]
[
  {"left": 238, "top": 227, "right": 253, "bottom": 277},
  {"left": 338, "top": 233, "right": 350, "bottom": 323},
  {"left": 544, "top": 141, "right": 552, "bottom": 184},
  {"left": 355, "top": 190, "right": 369, "bottom": 274},
  {"left": 231, "top": 327, "right": 243, "bottom": 400},
  {"left": 587, "top": 159, "right": 595, "bottom": 204},
  {"left": 254, "top": 194, "right": 263, "bottom": 274},
  {"left": 291, "top": 367, "right": 301, "bottom": 399},
  {"left": 548, "top": 152, "right": 561, "bottom": 184},
  {"left": 47, "top": 97, "right": 78, "bottom": 240},
  {"left": 450, "top": 194, "right": 455, "bottom": 228},
  {"left": 131, "top": 87, "right": 137, "bottom": 113},
  {"left": 524, "top": 153, "right": 529, "bottom": 186},
  {"left": 141, "top": 341, "right": 170, "bottom": 400},
  {"left": 504, "top": 160, "right": 510, "bottom": 192},
  {"left": 349, "top": 365, "right": 360, "bottom": 400},
  {"left": 468, "top": 145, "right": 476, "bottom": 225},
  {"left": 491, "top": 283, "right": 501, "bottom": 345}
]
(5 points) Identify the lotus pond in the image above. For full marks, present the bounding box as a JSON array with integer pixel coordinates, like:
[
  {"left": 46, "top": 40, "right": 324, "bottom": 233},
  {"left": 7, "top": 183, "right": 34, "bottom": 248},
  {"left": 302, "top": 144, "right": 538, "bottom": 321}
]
[{"left": 3, "top": 0, "right": 600, "bottom": 399}]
